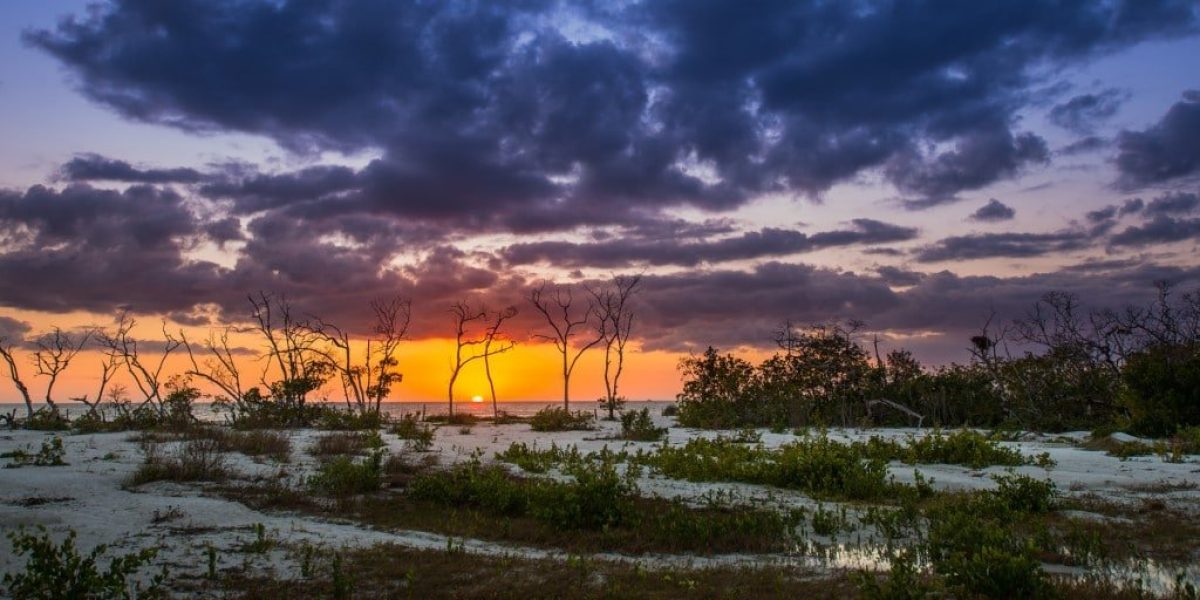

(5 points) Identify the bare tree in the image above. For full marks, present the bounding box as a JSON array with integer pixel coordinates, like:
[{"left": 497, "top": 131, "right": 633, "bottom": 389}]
[
  {"left": 75, "top": 349, "right": 122, "bottom": 415},
  {"left": 33, "top": 327, "right": 91, "bottom": 411},
  {"left": 528, "top": 282, "right": 604, "bottom": 409},
  {"left": 0, "top": 337, "right": 34, "bottom": 418},
  {"left": 308, "top": 296, "right": 411, "bottom": 414},
  {"left": 446, "top": 301, "right": 514, "bottom": 415},
  {"left": 182, "top": 327, "right": 246, "bottom": 407},
  {"left": 483, "top": 306, "right": 518, "bottom": 418},
  {"left": 96, "top": 312, "right": 183, "bottom": 412},
  {"left": 590, "top": 275, "right": 641, "bottom": 419},
  {"left": 247, "top": 292, "right": 330, "bottom": 407}
]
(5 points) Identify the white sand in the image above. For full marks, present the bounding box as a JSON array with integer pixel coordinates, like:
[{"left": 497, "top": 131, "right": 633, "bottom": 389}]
[{"left": 1, "top": 412, "right": 1197, "bottom": 594}]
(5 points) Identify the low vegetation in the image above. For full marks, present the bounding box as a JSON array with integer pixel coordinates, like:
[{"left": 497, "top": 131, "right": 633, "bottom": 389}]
[
  {"left": 2, "top": 437, "right": 67, "bottom": 468},
  {"left": 2, "top": 527, "right": 165, "bottom": 599},
  {"left": 308, "top": 431, "right": 384, "bottom": 457},
  {"left": 619, "top": 408, "right": 667, "bottom": 441},
  {"left": 529, "top": 406, "right": 595, "bottom": 431},
  {"left": 127, "top": 438, "right": 229, "bottom": 486},
  {"left": 387, "top": 414, "right": 435, "bottom": 451}
]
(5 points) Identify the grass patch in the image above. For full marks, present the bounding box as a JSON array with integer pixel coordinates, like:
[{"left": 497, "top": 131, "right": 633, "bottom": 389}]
[
  {"left": 127, "top": 438, "right": 229, "bottom": 486},
  {"left": 308, "top": 450, "right": 386, "bottom": 497},
  {"left": 216, "top": 429, "right": 291, "bottom": 462},
  {"left": 308, "top": 431, "right": 383, "bottom": 457},
  {"left": 2, "top": 437, "right": 67, "bottom": 468},
  {"left": 220, "top": 542, "right": 859, "bottom": 599}
]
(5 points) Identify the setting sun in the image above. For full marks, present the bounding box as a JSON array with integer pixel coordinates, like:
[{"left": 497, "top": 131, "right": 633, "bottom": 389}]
[{"left": 471, "top": 395, "right": 484, "bottom": 403}]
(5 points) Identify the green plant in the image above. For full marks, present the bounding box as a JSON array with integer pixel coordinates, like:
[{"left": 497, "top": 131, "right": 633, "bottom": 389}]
[
  {"left": 309, "top": 450, "right": 385, "bottom": 496},
  {"left": 853, "top": 549, "right": 935, "bottom": 600},
  {"left": 2, "top": 527, "right": 165, "bottom": 599},
  {"left": 529, "top": 406, "right": 595, "bottom": 432},
  {"left": 21, "top": 408, "right": 70, "bottom": 431},
  {"left": 388, "top": 414, "right": 435, "bottom": 451},
  {"left": 620, "top": 409, "right": 667, "bottom": 441},
  {"left": 309, "top": 431, "right": 383, "bottom": 456},
  {"left": 3, "top": 437, "right": 67, "bottom": 468}
]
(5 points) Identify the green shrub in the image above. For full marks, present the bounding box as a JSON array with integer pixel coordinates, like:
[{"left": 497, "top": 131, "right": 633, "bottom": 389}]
[
  {"left": 3, "top": 437, "right": 67, "bottom": 468},
  {"left": 316, "top": 409, "right": 385, "bottom": 431},
  {"left": 388, "top": 414, "right": 435, "bottom": 451},
  {"left": 640, "top": 433, "right": 892, "bottom": 501},
  {"left": 496, "top": 442, "right": 579, "bottom": 474},
  {"left": 309, "top": 451, "right": 385, "bottom": 497},
  {"left": 619, "top": 409, "right": 667, "bottom": 441},
  {"left": 1121, "top": 344, "right": 1200, "bottom": 437},
  {"left": 2, "top": 527, "right": 165, "bottom": 599},
  {"left": 853, "top": 549, "right": 935, "bottom": 600},
  {"left": 21, "top": 408, "right": 70, "bottom": 431},
  {"left": 529, "top": 407, "right": 595, "bottom": 432},
  {"left": 858, "top": 430, "right": 1044, "bottom": 469}
]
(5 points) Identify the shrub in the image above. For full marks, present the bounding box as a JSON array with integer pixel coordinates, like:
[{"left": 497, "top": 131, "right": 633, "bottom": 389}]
[
  {"left": 2, "top": 437, "right": 67, "bottom": 468},
  {"left": 222, "top": 430, "right": 291, "bottom": 462},
  {"left": 619, "top": 409, "right": 667, "bottom": 441},
  {"left": 127, "top": 438, "right": 228, "bottom": 486},
  {"left": 529, "top": 407, "right": 595, "bottom": 432},
  {"left": 21, "top": 408, "right": 70, "bottom": 431},
  {"left": 2, "top": 527, "right": 165, "bottom": 599},
  {"left": 316, "top": 409, "right": 386, "bottom": 431},
  {"left": 661, "top": 404, "right": 679, "bottom": 417},
  {"left": 640, "top": 433, "right": 892, "bottom": 501},
  {"left": 858, "top": 430, "right": 1042, "bottom": 469},
  {"left": 309, "top": 450, "right": 385, "bottom": 497},
  {"left": 388, "top": 414, "right": 435, "bottom": 451},
  {"left": 1121, "top": 344, "right": 1200, "bottom": 437}
]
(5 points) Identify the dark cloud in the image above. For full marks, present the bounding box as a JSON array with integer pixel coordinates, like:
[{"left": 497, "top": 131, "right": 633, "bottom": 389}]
[
  {"left": 58, "top": 153, "right": 204, "bottom": 184},
  {"left": 1144, "top": 191, "right": 1199, "bottom": 216},
  {"left": 1057, "top": 135, "right": 1108, "bottom": 156},
  {"left": 914, "top": 230, "right": 1091, "bottom": 262},
  {"left": 0, "top": 316, "right": 32, "bottom": 342},
  {"left": 1116, "top": 91, "right": 1200, "bottom": 189},
  {"left": 970, "top": 198, "right": 1016, "bottom": 222},
  {"left": 1109, "top": 215, "right": 1200, "bottom": 247},
  {"left": 1086, "top": 205, "right": 1117, "bottom": 223},
  {"left": 500, "top": 219, "right": 918, "bottom": 268},
  {"left": 1048, "top": 88, "right": 1127, "bottom": 134},
  {"left": 876, "top": 266, "right": 926, "bottom": 287},
  {"left": 25, "top": 0, "right": 1199, "bottom": 223},
  {"left": 1119, "top": 198, "right": 1145, "bottom": 216}
]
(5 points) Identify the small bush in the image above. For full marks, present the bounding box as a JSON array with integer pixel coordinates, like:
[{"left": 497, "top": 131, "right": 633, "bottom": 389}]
[
  {"left": 128, "top": 438, "right": 228, "bottom": 486},
  {"left": 661, "top": 404, "right": 679, "bottom": 417},
  {"left": 424, "top": 413, "right": 480, "bottom": 426},
  {"left": 316, "top": 409, "right": 385, "bottom": 431},
  {"left": 388, "top": 414, "right": 435, "bottom": 451},
  {"left": 530, "top": 407, "right": 595, "bottom": 432},
  {"left": 2, "top": 527, "right": 165, "bottom": 599},
  {"left": 2, "top": 437, "right": 67, "bottom": 468},
  {"left": 309, "top": 451, "right": 385, "bottom": 497},
  {"left": 223, "top": 430, "right": 291, "bottom": 462},
  {"left": 21, "top": 408, "right": 70, "bottom": 431},
  {"left": 619, "top": 409, "right": 667, "bottom": 441}
]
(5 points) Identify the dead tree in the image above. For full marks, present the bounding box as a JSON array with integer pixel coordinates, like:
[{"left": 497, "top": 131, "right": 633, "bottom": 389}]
[
  {"left": 528, "top": 282, "right": 604, "bottom": 409},
  {"left": 247, "top": 292, "right": 329, "bottom": 407},
  {"left": 309, "top": 296, "right": 411, "bottom": 414},
  {"left": 33, "top": 327, "right": 91, "bottom": 411},
  {"left": 483, "top": 306, "right": 518, "bottom": 418},
  {"left": 590, "top": 275, "right": 641, "bottom": 419},
  {"left": 0, "top": 337, "right": 34, "bottom": 418},
  {"left": 446, "top": 302, "right": 514, "bottom": 415},
  {"left": 76, "top": 349, "right": 122, "bottom": 415},
  {"left": 182, "top": 327, "right": 246, "bottom": 407},
  {"left": 96, "top": 312, "right": 182, "bottom": 412}
]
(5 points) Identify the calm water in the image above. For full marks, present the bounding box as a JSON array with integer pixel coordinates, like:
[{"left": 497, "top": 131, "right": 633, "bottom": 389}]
[{"left": 0, "top": 400, "right": 676, "bottom": 421}]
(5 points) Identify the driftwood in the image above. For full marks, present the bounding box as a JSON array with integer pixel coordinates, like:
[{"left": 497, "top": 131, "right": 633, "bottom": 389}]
[{"left": 866, "top": 399, "right": 925, "bottom": 428}]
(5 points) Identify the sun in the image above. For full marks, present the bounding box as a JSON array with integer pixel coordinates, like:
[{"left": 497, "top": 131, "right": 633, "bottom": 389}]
[{"left": 471, "top": 395, "right": 484, "bottom": 403}]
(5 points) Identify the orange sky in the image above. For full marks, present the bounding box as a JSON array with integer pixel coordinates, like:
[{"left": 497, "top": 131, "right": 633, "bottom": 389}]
[{"left": 0, "top": 308, "right": 698, "bottom": 405}]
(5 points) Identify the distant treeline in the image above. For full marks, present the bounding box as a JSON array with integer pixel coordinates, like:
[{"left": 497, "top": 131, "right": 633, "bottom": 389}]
[{"left": 676, "top": 284, "right": 1200, "bottom": 436}]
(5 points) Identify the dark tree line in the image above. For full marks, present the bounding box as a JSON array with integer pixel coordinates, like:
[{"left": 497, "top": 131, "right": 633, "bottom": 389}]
[{"left": 678, "top": 284, "right": 1200, "bottom": 435}]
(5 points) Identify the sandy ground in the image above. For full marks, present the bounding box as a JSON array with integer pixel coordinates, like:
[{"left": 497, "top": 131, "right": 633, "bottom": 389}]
[{"left": 1, "top": 411, "right": 1198, "bottom": 595}]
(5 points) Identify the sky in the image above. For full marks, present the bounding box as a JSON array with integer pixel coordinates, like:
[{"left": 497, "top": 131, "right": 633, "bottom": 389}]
[{"left": 1, "top": 0, "right": 1199, "bottom": 403}]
